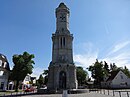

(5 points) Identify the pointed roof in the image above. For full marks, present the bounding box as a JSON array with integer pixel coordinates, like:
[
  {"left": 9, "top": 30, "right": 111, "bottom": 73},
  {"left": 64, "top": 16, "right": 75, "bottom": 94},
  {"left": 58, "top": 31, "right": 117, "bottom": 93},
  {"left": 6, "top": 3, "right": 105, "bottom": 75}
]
[
  {"left": 56, "top": 2, "right": 69, "bottom": 11},
  {"left": 106, "top": 70, "right": 120, "bottom": 81},
  {"left": 56, "top": 2, "right": 70, "bottom": 17},
  {"left": 0, "top": 53, "right": 10, "bottom": 71},
  {"left": 59, "top": 2, "right": 67, "bottom": 8}
]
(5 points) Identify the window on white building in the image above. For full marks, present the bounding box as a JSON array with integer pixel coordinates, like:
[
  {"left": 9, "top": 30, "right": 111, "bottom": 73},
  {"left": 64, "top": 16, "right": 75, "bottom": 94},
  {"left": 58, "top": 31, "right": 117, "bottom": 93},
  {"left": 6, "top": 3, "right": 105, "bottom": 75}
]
[
  {"left": 120, "top": 75, "right": 123, "bottom": 79},
  {"left": 25, "top": 75, "right": 30, "bottom": 81},
  {"left": 0, "top": 60, "right": 2, "bottom": 66},
  {"left": 3, "top": 62, "right": 6, "bottom": 68},
  {"left": 0, "top": 71, "right": 4, "bottom": 76},
  {"left": 1, "top": 55, "right": 5, "bottom": 59},
  {"left": 0, "top": 82, "right": 4, "bottom": 89}
]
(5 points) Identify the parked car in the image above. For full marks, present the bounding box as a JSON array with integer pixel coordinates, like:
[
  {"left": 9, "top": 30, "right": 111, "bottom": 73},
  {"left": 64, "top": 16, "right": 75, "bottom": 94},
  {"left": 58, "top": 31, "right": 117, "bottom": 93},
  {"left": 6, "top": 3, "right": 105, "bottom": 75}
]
[{"left": 24, "top": 86, "right": 35, "bottom": 92}]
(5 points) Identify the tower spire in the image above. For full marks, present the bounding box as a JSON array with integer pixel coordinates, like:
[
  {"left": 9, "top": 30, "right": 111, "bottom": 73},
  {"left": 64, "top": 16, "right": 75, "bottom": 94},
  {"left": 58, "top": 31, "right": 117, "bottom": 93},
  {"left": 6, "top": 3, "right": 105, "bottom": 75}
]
[
  {"left": 58, "top": 2, "right": 68, "bottom": 8},
  {"left": 55, "top": 3, "right": 70, "bottom": 34}
]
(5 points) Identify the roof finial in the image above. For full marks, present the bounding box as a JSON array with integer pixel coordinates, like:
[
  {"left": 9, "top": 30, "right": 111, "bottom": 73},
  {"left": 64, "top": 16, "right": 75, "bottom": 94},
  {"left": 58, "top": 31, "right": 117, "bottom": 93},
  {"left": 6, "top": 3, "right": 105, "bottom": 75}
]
[{"left": 59, "top": 2, "right": 67, "bottom": 8}]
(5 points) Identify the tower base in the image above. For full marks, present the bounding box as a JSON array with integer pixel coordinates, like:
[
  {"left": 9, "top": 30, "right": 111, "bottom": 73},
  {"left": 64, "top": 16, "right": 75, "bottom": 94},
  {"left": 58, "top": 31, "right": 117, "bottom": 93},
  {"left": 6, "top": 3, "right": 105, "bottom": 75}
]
[{"left": 47, "top": 62, "right": 78, "bottom": 91}]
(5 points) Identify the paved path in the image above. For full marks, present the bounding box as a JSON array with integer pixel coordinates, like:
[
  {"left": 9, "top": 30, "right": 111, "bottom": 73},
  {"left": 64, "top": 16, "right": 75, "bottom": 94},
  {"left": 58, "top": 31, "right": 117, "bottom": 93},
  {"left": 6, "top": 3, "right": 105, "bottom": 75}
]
[{"left": 21, "top": 92, "right": 113, "bottom": 97}]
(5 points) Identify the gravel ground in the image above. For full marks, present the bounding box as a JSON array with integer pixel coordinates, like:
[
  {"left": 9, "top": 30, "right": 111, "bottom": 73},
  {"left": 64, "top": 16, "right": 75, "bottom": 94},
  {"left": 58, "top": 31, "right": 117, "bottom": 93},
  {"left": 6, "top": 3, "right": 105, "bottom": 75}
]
[
  {"left": 20, "top": 92, "right": 113, "bottom": 97},
  {"left": 1, "top": 89, "right": 130, "bottom": 97}
]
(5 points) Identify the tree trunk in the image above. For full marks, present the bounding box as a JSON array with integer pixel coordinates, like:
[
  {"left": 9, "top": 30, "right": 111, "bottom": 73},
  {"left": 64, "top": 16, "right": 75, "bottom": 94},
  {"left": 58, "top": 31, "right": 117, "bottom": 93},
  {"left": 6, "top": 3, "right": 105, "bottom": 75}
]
[{"left": 15, "top": 80, "right": 19, "bottom": 92}]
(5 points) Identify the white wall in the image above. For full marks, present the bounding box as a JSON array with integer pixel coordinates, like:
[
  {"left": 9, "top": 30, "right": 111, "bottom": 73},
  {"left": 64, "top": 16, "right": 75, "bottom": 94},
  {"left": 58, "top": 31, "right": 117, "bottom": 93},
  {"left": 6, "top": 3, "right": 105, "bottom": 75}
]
[
  {"left": 0, "top": 79, "right": 8, "bottom": 90},
  {"left": 111, "top": 71, "right": 130, "bottom": 88}
]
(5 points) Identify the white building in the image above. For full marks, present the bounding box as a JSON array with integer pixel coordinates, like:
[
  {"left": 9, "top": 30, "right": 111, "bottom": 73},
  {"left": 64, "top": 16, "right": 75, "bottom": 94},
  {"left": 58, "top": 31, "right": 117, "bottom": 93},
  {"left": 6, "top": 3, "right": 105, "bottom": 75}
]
[
  {"left": 22, "top": 74, "right": 36, "bottom": 89},
  {"left": 23, "top": 74, "right": 31, "bottom": 85},
  {"left": 101, "top": 70, "right": 130, "bottom": 88},
  {"left": 0, "top": 54, "right": 10, "bottom": 91}
]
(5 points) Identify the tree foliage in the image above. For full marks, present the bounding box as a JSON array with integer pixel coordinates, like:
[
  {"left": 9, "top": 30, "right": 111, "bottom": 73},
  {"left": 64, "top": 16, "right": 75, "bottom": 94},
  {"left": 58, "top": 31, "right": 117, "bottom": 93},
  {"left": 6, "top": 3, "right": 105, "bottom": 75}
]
[
  {"left": 88, "top": 59, "right": 130, "bottom": 87},
  {"left": 117, "top": 66, "right": 130, "bottom": 78},
  {"left": 43, "top": 70, "right": 48, "bottom": 76},
  {"left": 88, "top": 59, "right": 104, "bottom": 86},
  {"left": 103, "top": 61, "right": 110, "bottom": 76},
  {"left": 10, "top": 51, "right": 35, "bottom": 92},
  {"left": 76, "top": 66, "right": 88, "bottom": 86},
  {"left": 37, "top": 74, "right": 44, "bottom": 88},
  {"left": 110, "top": 63, "right": 117, "bottom": 72},
  {"left": 123, "top": 66, "right": 130, "bottom": 77},
  {"left": 42, "top": 70, "right": 48, "bottom": 85}
]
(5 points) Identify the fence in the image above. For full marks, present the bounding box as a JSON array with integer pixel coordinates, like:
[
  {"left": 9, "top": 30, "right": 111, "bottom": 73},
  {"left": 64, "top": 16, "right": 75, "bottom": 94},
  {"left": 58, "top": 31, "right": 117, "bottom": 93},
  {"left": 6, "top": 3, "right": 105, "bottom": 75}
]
[{"left": 89, "top": 89, "right": 130, "bottom": 97}]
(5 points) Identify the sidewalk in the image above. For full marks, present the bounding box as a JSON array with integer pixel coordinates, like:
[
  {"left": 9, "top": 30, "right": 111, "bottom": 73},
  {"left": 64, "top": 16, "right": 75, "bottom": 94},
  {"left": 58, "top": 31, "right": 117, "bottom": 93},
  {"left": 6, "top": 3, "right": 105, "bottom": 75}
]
[{"left": 20, "top": 92, "right": 113, "bottom": 97}]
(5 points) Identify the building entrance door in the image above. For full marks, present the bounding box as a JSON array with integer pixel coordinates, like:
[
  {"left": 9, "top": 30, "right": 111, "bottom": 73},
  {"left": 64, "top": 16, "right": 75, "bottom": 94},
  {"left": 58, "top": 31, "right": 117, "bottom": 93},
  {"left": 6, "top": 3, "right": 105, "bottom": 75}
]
[
  {"left": 0, "top": 82, "right": 4, "bottom": 90},
  {"left": 59, "top": 71, "right": 66, "bottom": 89}
]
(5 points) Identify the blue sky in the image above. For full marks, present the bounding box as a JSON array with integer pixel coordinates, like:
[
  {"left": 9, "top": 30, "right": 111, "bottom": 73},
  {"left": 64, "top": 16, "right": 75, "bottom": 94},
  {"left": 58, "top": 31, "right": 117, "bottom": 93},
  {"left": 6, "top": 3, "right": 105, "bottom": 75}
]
[{"left": 0, "top": 0, "right": 130, "bottom": 78}]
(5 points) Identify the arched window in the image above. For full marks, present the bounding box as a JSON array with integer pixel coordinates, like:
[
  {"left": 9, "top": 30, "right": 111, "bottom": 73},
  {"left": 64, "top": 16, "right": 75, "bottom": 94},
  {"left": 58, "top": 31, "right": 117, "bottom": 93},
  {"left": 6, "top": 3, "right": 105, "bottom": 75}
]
[
  {"left": 0, "top": 60, "right": 2, "bottom": 66},
  {"left": 1, "top": 55, "right": 5, "bottom": 59},
  {"left": 62, "top": 28, "right": 64, "bottom": 32},
  {"left": 4, "top": 62, "right": 6, "bottom": 68},
  {"left": 63, "top": 37, "right": 65, "bottom": 47},
  {"left": 60, "top": 37, "right": 62, "bottom": 48},
  {"left": 0, "top": 71, "right": 4, "bottom": 76},
  {"left": 59, "top": 37, "right": 65, "bottom": 48}
]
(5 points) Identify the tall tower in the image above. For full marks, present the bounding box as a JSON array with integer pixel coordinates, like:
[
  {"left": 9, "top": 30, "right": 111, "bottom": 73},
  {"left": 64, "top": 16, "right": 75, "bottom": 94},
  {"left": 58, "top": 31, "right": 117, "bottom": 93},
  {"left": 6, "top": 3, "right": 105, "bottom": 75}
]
[{"left": 47, "top": 3, "right": 77, "bottom": 90}]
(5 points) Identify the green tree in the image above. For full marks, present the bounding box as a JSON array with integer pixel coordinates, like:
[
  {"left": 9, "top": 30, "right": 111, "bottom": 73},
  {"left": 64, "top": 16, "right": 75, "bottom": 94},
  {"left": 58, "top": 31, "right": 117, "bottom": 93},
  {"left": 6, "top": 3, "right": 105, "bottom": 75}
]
[
  {"left": 42, "top": 70, "right": 48, "bottom": 85},
  {"left": 10, "top": 52, "right": 35, "bottom": 92},
  {"left": 43, "top": 70, "right": 48, "bottom": 75},
  {"left": 76, "top": 66, "right": 88, "bottom": 86},
  {"left": 88, "top": 59, "right": 104, "bottom": 86},
  {"left": 110, "top": 63, "right": 117, "bottom": 72},
  {"left": 123, "top": 66, "right": 130, "bottom": 77},
  {"left": 37, "top": 74, "right": 44, "bottom": 88},
  {"left": 103, "top": 61, "right": 110, "bottom": 76}
]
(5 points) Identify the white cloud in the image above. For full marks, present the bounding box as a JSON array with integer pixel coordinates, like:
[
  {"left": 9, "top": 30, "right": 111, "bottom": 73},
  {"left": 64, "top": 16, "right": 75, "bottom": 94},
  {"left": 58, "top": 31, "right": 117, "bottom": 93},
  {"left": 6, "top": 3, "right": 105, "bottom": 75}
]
[
  {"left": 74, "top": 42, "right": 98, "bottom": 68},
  {"left": 74, "top": 54, "right": 97, "bottom": 68},
  {"left": 109, "top": 41, "right": 130, "bottom": 54},
  {"left": 102, "top": 41, "right": 130, "bottom": 68},
  {"left": 102, "top": 51, "right": 130, "bottom": 69},
  {"left": 74, "top": 41, "right": 130, "bottom": 71}
]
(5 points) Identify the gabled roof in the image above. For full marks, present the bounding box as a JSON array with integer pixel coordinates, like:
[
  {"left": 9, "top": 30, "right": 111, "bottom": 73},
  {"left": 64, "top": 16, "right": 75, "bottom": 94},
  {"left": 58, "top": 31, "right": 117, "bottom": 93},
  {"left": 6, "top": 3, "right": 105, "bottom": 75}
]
[
  {"left": 106, "top": 71, "right": 119, "bottom": 82},
  {"left": 0, "top": 53, "right": 10, "bottom": 71}
]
